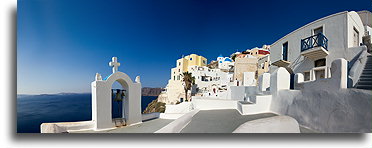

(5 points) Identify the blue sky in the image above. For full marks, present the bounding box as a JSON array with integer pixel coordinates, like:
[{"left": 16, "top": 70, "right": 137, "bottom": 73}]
[{"left": 17, "top": 0, "right": 371, "bottom": 94}]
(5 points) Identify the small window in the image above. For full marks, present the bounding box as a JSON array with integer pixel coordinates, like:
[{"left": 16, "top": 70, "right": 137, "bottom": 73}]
[
  {"left": 314, "top": 58, "right": 326, "bottom": 67},
  {"left": 178, "top": 62, "right": 181, "bottom": 66},
  {"left": 282, "top": 42, "right": 288, "bottom": 61},
  {"left": 190, "top": 58, "right": 193, "bottom": 61},
  {"left": 174, "top": 76, "right": 175, "bottom": 80},
  {"left": 304, "top": 72, "right": 310, "bottom": 81},
  {"left": 313, "top": 26, "right": 323, "bottom": 35},
  {"left": 178, "top": 69, "right": 180, "bottom": 72},
  {"left": 353, "top": 27, "right": 359, "bottom": 47}
]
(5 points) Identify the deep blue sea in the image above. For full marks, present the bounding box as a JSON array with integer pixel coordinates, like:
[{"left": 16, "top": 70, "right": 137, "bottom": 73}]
[{"left": 17, "top": 94, "right": 157, "bottom": 133}]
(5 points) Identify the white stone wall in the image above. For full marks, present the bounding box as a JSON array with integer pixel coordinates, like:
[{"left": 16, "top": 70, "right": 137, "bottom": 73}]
[
  {"left": 269, "top": 59, "right": 372, "bottom": 132},
  {"left": 164, "top": 79, "right": 184, "bottom": 104},
  {"left": 258, "top": 73, "right": 270, "bottom": 92},
  {"left": 243, "top": 72, "right": 256, "bottom": 86}
]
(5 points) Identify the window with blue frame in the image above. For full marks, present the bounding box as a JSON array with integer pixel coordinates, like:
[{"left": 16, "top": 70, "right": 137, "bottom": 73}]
[{"left": 282, "top": 42, "right": 288, "bottom": 61}]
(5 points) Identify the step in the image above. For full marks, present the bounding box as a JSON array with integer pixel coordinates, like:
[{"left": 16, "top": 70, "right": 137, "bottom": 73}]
[
  {"left": 360, "top": 72, "right": 372, "bottom": 75},
  {"left": 362, "top": 71, "right": 372, "bottom": 74},
  {"left": 359, "top": 78, "right": 372, "bottom": 82},
  {"left": 356, "top": 83, "right": 372, "bottom": 87},
  {"left": 361, "top": 71, "right": 372, "bottom": 74},
  {"left": 360, "top": 74, "right": 371, "bottom": 77},
  {"left": 357, "top": 81, "right": 372, "bottom": 85},
  {"left": 362, "top": 69, "right": 372, "bottom": 72},
  {"left": 355, "top": 85, "right": 372, "bottom": 90},
  {"left": 360, "top": 75, "right": 372, "bottom": 79}
]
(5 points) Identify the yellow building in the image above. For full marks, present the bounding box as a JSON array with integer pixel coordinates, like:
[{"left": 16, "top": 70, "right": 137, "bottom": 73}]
[
  {"left": 161, "top": 54, "right": 207, "bottom": 104},
  {"left": 172, "top": 54, "right": 207, "bottom": 81}
]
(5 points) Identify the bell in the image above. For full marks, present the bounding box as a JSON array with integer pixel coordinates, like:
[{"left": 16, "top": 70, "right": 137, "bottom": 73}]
[{"left": 114, "top": 89, "right": 123, "bottom": 102}]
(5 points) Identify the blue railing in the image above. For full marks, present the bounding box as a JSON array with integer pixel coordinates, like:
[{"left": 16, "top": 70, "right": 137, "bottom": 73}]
[{"left": 301, "top": 33, "right": 328, "bottom": 52}]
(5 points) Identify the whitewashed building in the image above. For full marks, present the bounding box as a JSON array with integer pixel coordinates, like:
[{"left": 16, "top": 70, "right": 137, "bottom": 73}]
[
  {"left": 188, "top": 65, "right": 234, "bottom": 97},
  {"left": 270, "top": 11, "right": 371, "bottom": 85},
  {"left": 216, "top": 55, "right": 234, "bottom": 71}
]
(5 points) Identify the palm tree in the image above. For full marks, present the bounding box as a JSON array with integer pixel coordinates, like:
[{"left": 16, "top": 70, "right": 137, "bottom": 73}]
[
  {"left": 182, "top": 72, "right": 195, "bottom": 102},
  {"left": 230, "top": 53, "right": 237, "bottom": 61}
]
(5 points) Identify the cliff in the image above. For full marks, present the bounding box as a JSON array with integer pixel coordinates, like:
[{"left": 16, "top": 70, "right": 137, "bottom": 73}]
[
  {"left": 141, "top": 87, "right": 162, "bottom": 96},
  {"left": 143, "top": 98, "right": 166, "bottom": 114}
]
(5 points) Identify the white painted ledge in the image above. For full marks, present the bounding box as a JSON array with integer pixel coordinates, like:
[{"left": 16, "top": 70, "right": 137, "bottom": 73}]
[
  {"left": 142, "top": 112, "right": 160, "bottom": 121},
  {"left": 40, "top": 121, "right": 94, "bottom": 133},
  {"left": 155, "top": 109, "right": 200, "bottom": 133},
  {"left": 159, "top": 113, "right": 186, "bottom": 119}
]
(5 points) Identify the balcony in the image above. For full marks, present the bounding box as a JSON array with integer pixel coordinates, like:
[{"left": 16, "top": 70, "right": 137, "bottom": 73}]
[
  {"left": 301, "top": 33, "right": 329, "bottom": 60},
  {"left": 271, "top": 59, "right": 290, "bottom": 67}
]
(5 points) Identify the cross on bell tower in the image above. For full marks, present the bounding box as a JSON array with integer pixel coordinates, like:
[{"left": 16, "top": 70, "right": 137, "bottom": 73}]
[{"left": 109, "top": 57, "right": 120, "bottom": 73}]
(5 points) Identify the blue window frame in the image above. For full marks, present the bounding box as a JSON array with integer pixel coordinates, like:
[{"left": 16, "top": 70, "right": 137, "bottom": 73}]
[{"left": 282, "top": 42, "right": 288, "bottom": 61}]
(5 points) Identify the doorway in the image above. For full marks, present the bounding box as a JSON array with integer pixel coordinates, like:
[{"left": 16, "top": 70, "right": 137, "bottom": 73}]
[{"left": 111, "top": 81, "right": 126, "bottom": 126}]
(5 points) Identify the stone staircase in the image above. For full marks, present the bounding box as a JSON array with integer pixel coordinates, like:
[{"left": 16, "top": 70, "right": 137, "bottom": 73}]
[{"left": 355, "top": 55, "right": 372, "bottom": 90}]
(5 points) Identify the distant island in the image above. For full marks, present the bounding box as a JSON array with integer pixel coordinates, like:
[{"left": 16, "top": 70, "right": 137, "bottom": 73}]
[{"left": 141, "top": 87, "right": 163, "bottom": 96}]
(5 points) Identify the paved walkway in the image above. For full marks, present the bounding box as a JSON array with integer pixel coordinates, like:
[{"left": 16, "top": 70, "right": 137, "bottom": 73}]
[
  {"left": 180, "top": 109, "right": 277, "bottom": 133},
  {"left": 71, "top": 118, "right": 173, "bottom": 133},
  {"left": 71, "top": 110, "right": 316, "bottom": 133}
]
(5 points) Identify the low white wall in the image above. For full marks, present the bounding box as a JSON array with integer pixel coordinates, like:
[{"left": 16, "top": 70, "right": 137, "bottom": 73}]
[
  {"left": 155, "top": 109, "right": 200, "bottom": 133},
  {"left": 192, "top": 97, "right": 238, "bottom": 110},
  {"left": 258, "top": 73, "right": 270, "bottom": 92},
  {"left": 271, "top": 89, "right": 372, "bottom": 133},
  {"left": 270, "top": 58, "right": 372, "bottom": 132},
  {"left": 295, "top": 58, "right": 348, "bottom": 91},
  {"left": 41, "top": 121, "right": 94, "bottom": 133},
  {"left": 229, "top": 86, "right": 259, "bottom": 102},
  {"left": 348, "top": 46, "right": 369, "bottom": 87},
  {"left": 165, "top": 102, "right": 193, "bottom": 114},
  {"left": 238, "top": 95, "right": 272, "bottom": 115},
  {"left": 159, "top": 113, "right": 186, "bottom": 119},
  {"left": 233, "top": 116, "right": 300, "bottom": 133},
  {"left": 142, "top": 113, "right": 160, "bottom": 121}
]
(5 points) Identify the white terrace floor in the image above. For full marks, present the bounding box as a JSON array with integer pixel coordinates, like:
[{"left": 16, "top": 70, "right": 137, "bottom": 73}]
[{"left": 71, "top": 109, "right": 316, "bottom": 133}]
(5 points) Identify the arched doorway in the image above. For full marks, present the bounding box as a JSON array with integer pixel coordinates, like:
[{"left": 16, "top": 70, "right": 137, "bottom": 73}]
[
  {"left": 111, "top": 81, "right": 123, "bottom": 119},
  {"left": 111, "top": 81, "right": 126, "bottom": 126},
  {"left": 110, "top": 78, "right": 130, "bottom": 127},
  {"left": 92, "top": 71, "right": 142, "bottom": 130}
]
